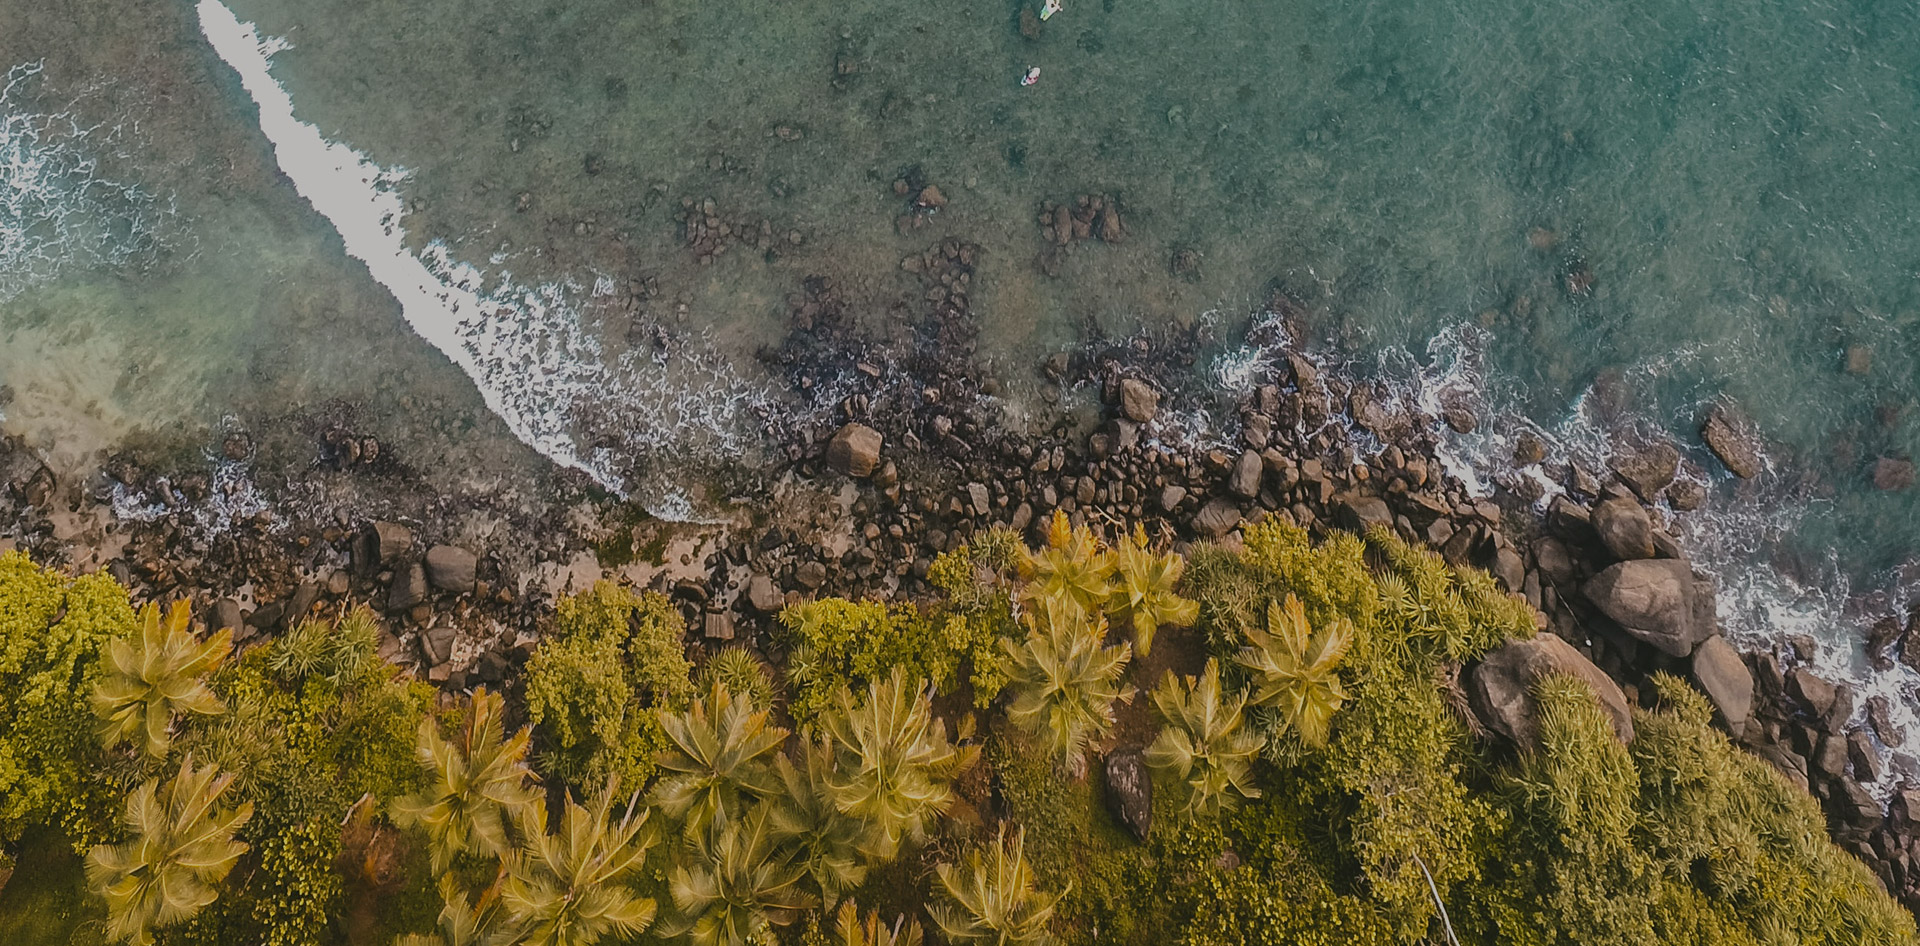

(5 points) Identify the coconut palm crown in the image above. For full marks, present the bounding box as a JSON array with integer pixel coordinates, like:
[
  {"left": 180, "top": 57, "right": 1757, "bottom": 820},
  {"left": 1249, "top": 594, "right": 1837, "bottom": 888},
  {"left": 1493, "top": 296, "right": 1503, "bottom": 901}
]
[
  {"left": 1106, "top": 524, "right": 1199, "bottom": 657},
  {"left": 1145, "top": 659, "right": 1264, "bottom": 817},
  {"left": 500, "top": 778, "right": 659, "bottom": 946},
  {"left": 819, "top": 666, "right": 979, "bottom": 858},
  {"left": 929, "top": 825, "right": 1063, "bottom": 946},
  {"left": 769, "top": 735, "right": 883, "bottom": 903},
  {"left": 1236, "top": 593, "right": 1354, "bottom": 747},
  {"left": 652, "top": 679, "right": 788, "bottom": 837},
  {"left": 1016, "top": 510, "right": 1114, "bottom": 617},
  {"left": 999, "top": 594, "right": 1132, "bottom": 764},
  {"left": 392, "top": 687, "right": 541, "bottom": 875},
  {"left": 664, "top": 805, "right": 814, "bottom": 946},
  {"left": 831, "top": 900, "right": 924, "bottom": 946},
  {"left": 92, "top": 599, "right": 231, "bottom": 759},
  {"left": 84, "top": 756, "right": 253, "bottom": 946}
]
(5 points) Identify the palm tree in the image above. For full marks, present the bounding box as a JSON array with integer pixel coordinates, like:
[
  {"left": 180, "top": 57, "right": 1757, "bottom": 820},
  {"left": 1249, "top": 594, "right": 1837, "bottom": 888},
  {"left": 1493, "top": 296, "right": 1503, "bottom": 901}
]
[
  {"left": 1236, "top": 593, "right": 1354, "bottom": 747},
  {"left": 819, "top": 667, "right": 979, "bottom": 859},
  {"left": 929, "top": 826, "right": 1062, "bottom": 946},
  {"left": 999, "top": 595, "right": 1131, "bottom": 765},
  {"left": 653, "top": 680, "right": 788, "bottom": 837},
  {"left": 830, "top": 900, "right": 923, "bottom": 946},
  {"left": 500, "top": 778, "right": 659, "bottom": 946},
  {"left": 84, "top": 756, "right": 253, "bottom": 946},
  {"left": 1106, "top": 525, "right": 1199, "bottom": 657},
  {"left": 394, "top": 873, "right": 514, "bottom": 946},
  {"left": 92, "top": 600, "right": 231, "bottom": 759},
  {"left": 1144, "top": 659, "right": 1263, "bottom": 817},
  {"left": 1017, "top": 511, "right": 1114, "bottom": 617},
  {"left": 769, "top": 736, "right": 882, "bottom": 903},
  {"left": 664, "top": 806, "right": 814, "bottom": 946},
  {"left": 392, "top": 687, "right": 541, "bottom": 875}
]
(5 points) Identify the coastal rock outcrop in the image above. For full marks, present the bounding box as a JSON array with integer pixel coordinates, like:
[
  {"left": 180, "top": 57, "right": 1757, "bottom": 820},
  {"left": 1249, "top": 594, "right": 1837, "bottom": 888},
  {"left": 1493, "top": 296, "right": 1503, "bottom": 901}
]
[
  {"left": 1583, "top": 558, "right": 1715, "bottom": 657},
  {"left": 1469, "top": 632, "right": 1634, "bottom": 746}
]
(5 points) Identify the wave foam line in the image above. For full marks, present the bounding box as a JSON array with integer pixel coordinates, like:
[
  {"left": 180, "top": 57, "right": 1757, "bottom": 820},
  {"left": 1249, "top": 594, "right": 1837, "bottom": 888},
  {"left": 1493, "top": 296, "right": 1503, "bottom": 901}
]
[{"left": 197, "top": 1, "right": 773, "bottom": 502}]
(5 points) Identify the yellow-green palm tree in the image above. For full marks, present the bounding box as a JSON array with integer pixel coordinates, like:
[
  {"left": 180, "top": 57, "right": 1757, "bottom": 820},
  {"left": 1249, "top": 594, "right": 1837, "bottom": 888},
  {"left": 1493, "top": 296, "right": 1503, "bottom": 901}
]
[
  {"left": 1236, "top": 593, "right": 1354, "bottom": 747},
  {"left": 999, "top": 595, "right": 1131, "bottom": 764},
  {"left": 769, "top": 736, "right": 882, "bottom": 903},
  {"left": 92, "top": 600, "right": 231, "bottom": 759},
  {"left": 664, "top": 805, "right": 815, "bottom": 946},
  {"left": 394, "top": 873, "right": 514, "bottom": 946},
  {"left": 1144, "top": 659, "right": 1263, "bottom": 817},
  {"left": 392, "top": 687, "right": 541, "bottom": 875},
  {"left": 929, "top": 826, "right": 1062, "bottom": 946},
  {"left": 830, "top": 900, "right": 923, "bottom": 946},
  {"left": 653, "top": 680, "right": 788, "bottom": 837},
  {"left": 500, "top": 779, "right": 659, "bottom": 946},
  {"left": 1016, "top": 511, "right": 1114, "bottom": 617},
  {"left": 1106, "top": 525, "right": 1199, "bottom": 657},
  {"left": 819, "top": 667, "right": 978, "bottom": 859},
  {"left": 84, "top": 756, "right": 253, "bottom": 946}
]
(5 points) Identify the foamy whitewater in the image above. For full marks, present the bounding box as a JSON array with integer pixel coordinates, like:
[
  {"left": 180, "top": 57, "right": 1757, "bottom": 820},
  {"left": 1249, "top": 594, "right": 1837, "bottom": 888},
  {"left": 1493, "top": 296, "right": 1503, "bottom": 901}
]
[
  {"left": 196, "top": 0, "right": 774, "bottom": 511},
  {"left": 0, "top": 61, "right": 169, "bottom": 305}
]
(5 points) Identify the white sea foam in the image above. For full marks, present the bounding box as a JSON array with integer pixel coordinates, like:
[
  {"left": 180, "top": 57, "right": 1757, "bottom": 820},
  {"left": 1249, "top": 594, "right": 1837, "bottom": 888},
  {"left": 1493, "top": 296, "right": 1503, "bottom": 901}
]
[
  {"left": 197, "top": 1, "right": 774, "bottom": 509},
  {"left": 0, "top": 61, "right": 170, "bottom": 304}
]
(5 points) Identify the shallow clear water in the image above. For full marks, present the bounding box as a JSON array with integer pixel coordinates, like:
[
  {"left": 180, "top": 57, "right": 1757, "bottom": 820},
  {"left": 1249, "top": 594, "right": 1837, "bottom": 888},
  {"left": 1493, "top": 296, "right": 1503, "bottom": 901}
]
[{"left": 6, "top": 1, "right": 1920, "bottom": 644}]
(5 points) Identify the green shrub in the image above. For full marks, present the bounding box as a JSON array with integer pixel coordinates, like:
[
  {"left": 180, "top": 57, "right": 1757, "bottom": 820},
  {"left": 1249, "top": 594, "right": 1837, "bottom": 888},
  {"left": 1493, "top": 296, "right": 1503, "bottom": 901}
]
[
  {"left": 524, "top": 582, "right": 694, "bottom": 789},
  {"left": 780, "top": 598, "right": 968, "bottom": 722},
  {"left": 0, "top": 551, "right": 133, "bottom": 850}
]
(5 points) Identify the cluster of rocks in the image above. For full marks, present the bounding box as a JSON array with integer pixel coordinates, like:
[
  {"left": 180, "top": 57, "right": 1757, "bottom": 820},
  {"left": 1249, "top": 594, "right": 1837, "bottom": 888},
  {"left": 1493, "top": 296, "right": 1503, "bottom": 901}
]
[
  {"left": 1035, "top": 193, "right": 1126, "bottom": 277},
  {"left": 676, "top": 196, "right": 804, "bottom": 265},
  {"left": 891, "top": 174, "right": 948, "bottom": 234}
]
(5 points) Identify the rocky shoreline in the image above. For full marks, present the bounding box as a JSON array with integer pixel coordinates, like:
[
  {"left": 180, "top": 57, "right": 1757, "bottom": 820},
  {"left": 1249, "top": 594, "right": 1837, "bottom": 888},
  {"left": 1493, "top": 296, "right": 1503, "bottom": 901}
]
[{"left": 3, "top": 273, "right": 1918, "bottom": 916}]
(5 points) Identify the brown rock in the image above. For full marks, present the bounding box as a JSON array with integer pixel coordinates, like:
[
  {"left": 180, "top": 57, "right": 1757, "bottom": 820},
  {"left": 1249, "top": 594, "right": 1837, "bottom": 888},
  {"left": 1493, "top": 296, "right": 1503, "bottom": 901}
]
[
  {"left": 1469, "top": 632, "right": 1634, "bottom": 746},
  {"left": 746, "top": 574, "right": 784, "bottom": 614},
  {"left": 1591, "top": 497, "right": 1655, "bottom": 561},
  {"left": 826, "top": 424, "right": 884, "bottom": 478},
  {"left": 1334, "top": 493, "right": 1393, "bottom": 534},
  {"left": 1228, "top": 450, "right": 1263, "bottom": 499},
  {"left": 1104, "top": 750, "right": 1152, "bottom": 842},
  {"left": 389, "top": 563, "right": 428, "bottom": 613},
  {"left": 1610, "top": 443, "right": 1680, "bottom": 501},
  {"left": 1690, "top": 635, "right": 1754, "bottom": 737},
  {"left": 1846, "top": 344, "right": 1873, "bottom": 375},
  {"left": 1583, "top": 558, "right": 1716, "bottom": 657},
  {"left": 1192, "top": 498, "right": 1242, "bottom": 538},
  {"left": 1701, "top": 406, "right": 1762, "bottom": 478},
  {"left": 915, "top": 184, "right": 947, "bottom": 209},
  {"left": 425, "top": 545, "right": 478, "bottom": 593},
  {"left": 1119, "top": 379, "right": 1159, "bottom": 423},
  {"left": 369, "top": 521, "right": 414, "bottom": 566}
]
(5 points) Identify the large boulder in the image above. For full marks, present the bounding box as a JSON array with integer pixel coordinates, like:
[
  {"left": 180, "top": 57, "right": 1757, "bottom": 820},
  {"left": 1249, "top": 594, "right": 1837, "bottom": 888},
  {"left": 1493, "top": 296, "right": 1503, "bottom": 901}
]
[
  {"left": 1689, "top": 635, "right": 1754, "bottom": 737},
  {"left": 1192, "top": 498, "right": 1242, "bottom": 539},
  {"left": 1701, "top": 407, "right": 1762, "bottom": 478},
  {"left": 1590, "top": 497, "right": 1655, "bottom": 561},
  {"left": 1469, "top": 633, "right": 1634, "bottom": 747},
  {"left": 1583, "top": 559, "right": 1715, "bottom": 657},
  {"left": 421, "top": 625, "right": 455, "bottom": 666},
  {"left": 425, "top": 545, "right": 478, "bottom": 593},
  {"left": 368, "top": 521, "right": 414, "bottom": 566},
  {"left": 1334, "top": 493, "right": 1393, "bottom": 534},
  {"left": 1118, "top": 379, "right": 1159, "bottom": 423},
  {"left": 389, "top": 563, "right": 428, "bottom": 613},
  {"left": 1104, "top": 750, "right": 1152, "bottom": 842},
  {"left": 825, "top": 424, "right": 884, "bottom": 478},
  {"left": 745, "top": 574, "right": 784, "bottom": 614},
  {"left": 1610, "top": 443, "right": 1680, "bottom": 501},
  {"left": 1228, "top": 450, "right": 1263, "bottom": 498}
]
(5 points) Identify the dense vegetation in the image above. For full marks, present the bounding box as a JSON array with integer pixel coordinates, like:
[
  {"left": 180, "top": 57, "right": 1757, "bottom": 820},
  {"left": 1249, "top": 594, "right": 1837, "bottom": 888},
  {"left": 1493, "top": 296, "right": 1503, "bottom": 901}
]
[{"left": 0, "top": 511, "right": 1911, "bottom": 946}]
